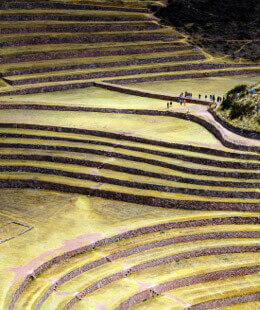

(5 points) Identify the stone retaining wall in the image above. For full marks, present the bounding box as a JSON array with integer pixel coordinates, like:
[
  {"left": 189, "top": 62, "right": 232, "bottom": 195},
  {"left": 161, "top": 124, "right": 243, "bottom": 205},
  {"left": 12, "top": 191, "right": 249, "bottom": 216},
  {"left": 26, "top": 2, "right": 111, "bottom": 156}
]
[
  {"left": 64, "top": 249, "right": 260, "bottom": 309},
  {"left": 114, "top": 266, "right": 260, "bottom": 310},
  {"left": 0, "top": 2, "right": 149, "bottom": 13},
  {"left": 0, "top": 131, "right": 258, "bottom": 170},
  {"left": 2, "top": 142, "right": 259, "bottom": 179},
  {"left": 56, "top": 246, "right": 260, "bottom": 310},
  {"left": 0, "top": 23, "right": 161, "bottom": 35},
  {"left": 8, "top": 63, "right": 256, "bottom": 85},
  {"left": 188, "top": 292, "right": 260, "bottom": 310},
  {"left": 0, "top": 109, "right": 258, "bottom": 153},
  {"left": 209, "top": 106, "right": 260, "bottom": 140},
  {"left": 0, "top": 14, "right": 149, "bottom": 22},
  {"left": 0, "top": 165, "right": 258, "bottom": 198},
  {"left": 7, "top": 215, "right": 259, "bottom": 310},
  {"left": 0, "top": 121, "right": 259, "bottom": 155},
  {"left": 0, "top": 152, "right": 258, "bottom": 188},
  {"left": 0, "top": 82, "right": 94, "bottom": 96},
  {"left": 3, "top": 55, "right": 205, "bottom": 77},
  {"left": 1, "top": 124, "right": 259, "bottom": 162},
  {"left": 106, "top": 69, "right": 260, "bottom": 84},
  {"left": 95, "top": 81, "right": 209, "bottom": 105},
  {"left": 0, "top": 44, "right": 192, "bottom": 64},
  {"left": 1, "top": 33, "right": 179, "bottom": 48},
  {"left": 0, "top": 179, "right": 259, "bottom": 212}
]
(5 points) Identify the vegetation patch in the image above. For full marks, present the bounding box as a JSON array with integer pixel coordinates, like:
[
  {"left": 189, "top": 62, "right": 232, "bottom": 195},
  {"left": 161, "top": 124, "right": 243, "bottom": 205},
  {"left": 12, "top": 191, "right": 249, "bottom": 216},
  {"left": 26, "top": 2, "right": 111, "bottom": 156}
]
[{"left": 217, "top": 83, "right": 260, "bottom": 131}]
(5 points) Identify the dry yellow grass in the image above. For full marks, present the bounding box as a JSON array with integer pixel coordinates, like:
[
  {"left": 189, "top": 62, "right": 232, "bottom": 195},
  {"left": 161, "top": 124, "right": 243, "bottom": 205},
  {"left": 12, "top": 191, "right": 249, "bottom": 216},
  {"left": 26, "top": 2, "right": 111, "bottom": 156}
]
[{"left": 1, "top": 1, "right": 259, "bottom": 309}]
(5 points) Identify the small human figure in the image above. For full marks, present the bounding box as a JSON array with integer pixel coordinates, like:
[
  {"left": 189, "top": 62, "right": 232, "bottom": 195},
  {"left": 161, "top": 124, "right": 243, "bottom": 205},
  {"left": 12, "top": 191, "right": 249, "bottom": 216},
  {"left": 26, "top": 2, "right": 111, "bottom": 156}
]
[
  {"left": 213, "top": 95, "right": 215, "bottom": 102},
  {"left": 199, "top": 94, "right": 201, "bottom": 99},
  {"left": 205, "top": 95, "right": 207, "bottom": 99},
  {"left": 190, "top": 93, "right": 192, "bottom": 98},
  {"left": 167, "top": 102, "right": 169, "bottom": 109},
  {"left": 255, "top": 102, "right": 259, "bottom": 114},
  {"left": 170, "top": 101, "right": 172, "bottom": 107}
]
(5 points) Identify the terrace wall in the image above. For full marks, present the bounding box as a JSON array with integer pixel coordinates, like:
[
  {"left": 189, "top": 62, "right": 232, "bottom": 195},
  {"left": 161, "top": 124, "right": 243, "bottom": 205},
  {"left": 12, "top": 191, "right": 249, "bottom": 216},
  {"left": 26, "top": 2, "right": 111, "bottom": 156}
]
[
  {"left": 6, "top": 215, "right": 260, "bottom": 310},
  {"left": 0, "top": 45, "right": 193, "bottom": 64},
  {"left": 209, "top": 106, "right": 260, "bottom": 140},
  {"left": 8, "top": 63, "right": 258, "bottom": 85}
]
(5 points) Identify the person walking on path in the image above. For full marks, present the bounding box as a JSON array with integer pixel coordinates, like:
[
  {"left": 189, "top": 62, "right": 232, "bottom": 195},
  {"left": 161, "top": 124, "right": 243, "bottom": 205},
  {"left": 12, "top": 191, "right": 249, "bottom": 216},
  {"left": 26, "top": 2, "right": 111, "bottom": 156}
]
[
  {"left": 199, "top": 94, "right": 201, "bottom": 99},
  {"left": 167, "top": 102, "right": 169, "bottom": 109}
]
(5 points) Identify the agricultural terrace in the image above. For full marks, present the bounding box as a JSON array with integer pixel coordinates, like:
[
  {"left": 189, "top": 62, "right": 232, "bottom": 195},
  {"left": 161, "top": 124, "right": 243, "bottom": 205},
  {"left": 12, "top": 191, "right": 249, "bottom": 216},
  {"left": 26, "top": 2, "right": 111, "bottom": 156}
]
[{"left": 0, "top": 1, "right": 259, "bottom": 310}]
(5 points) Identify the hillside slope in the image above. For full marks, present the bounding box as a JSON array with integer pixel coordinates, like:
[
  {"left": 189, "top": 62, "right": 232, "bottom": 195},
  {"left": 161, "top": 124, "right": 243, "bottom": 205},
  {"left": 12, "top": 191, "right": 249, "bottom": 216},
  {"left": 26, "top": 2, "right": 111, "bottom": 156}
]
[{"left": 157, "top": 0, "right": 260, "bottom": 61}]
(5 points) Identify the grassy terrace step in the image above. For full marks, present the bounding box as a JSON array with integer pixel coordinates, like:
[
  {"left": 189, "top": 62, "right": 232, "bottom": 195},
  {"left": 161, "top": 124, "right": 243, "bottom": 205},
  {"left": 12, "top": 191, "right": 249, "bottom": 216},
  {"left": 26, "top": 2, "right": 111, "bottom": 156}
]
[
  {"left": 1, "top": 105, "right": 258, "bottom": 157},
  {"left": 7, "top": 215, "right": 259, "bottom": 309},
  {"left": 0, "top": 161, "right": 259, "bottom": 199},
  {"left": 0, "top": 122, "right": 258, "bottom": 159},
  {"left": 2, "top": 69, "right": 260, "bottom": 98},
  {"left": 0, "top": 20, "right": 160, "bottom": 27},
  {"left": 0, "top": 12, "right": 151, "bottom": 22},
  {"left": 0, "top": 32, "right": 180, "bottom": 48},
  {"left": 166, "top": 274, "right": 260, "bottom": 310},
  {"left": 0, "top": 43, "right": 194, "bottom": 63},
  {"left": 0, "top": 40, "right": 187, "bottom": 59},
  {"left": 111, "top": 266, "right": 260, "bottom": 310},
  {"left": 1, "top": 142, "right": 259, "bottom": 181},
  {"left": 188, "top": 293, "right": 260, "bottom": 310},
  {"left": 11, "top": 237, "right": 260, "bottom": 308},
  {"left": 1, "top": 173, "right": 260, "bottom": 210},
  {"left": 106, "top": 68, "right": 260, "bottom": 84},
  {"left": 0, "top": 1, "right": 150, "bottom": 13},
  {"left": 127, "top": 276, "right": 260, "bottom": 310},
  {"left": 0, "top": 8, "right": 149, "bottom": 16},
  {"left": 2, "top": 54, "right": 205, "bottom": 76},
  {"left": 0, "top": 125, "right": 258, "bottom": 161},
  {"left": 219, "top": 300, "right": 260, "bottom": 310},
  {"left": 0, "top": 104, "right": 259, "bottom": 153},
  {"left": 0, "top": 148, "right": 259, "bottom": 188},
  {"left": 0, "top": 129, "right": 258, "bottom": 163},
  {"left": 6, "top": 63, "right": 258, "bottom": 85},
  {"left": 0, "top": 27, "right": 175, "bottom": 41},
  {"left": 0, "top": 78, "right": 9, "bottom": 88},
  {"left": 74, "top": 271, "right": 260, "bottom": 309},
  {"left": 16, "top": 245, "right": 259, "bottom": 307},
  {"left": 70, "top": 264, "right": 260, "bottom": 310},
  {"left": 0, "top": 134, "right": 259, "bottom": 171},
  {"left": 37, "top": 252, "right": 260, "bottom": 309},
  {"left": 0, "top": 21, "right": 161, "bottom": 34}
]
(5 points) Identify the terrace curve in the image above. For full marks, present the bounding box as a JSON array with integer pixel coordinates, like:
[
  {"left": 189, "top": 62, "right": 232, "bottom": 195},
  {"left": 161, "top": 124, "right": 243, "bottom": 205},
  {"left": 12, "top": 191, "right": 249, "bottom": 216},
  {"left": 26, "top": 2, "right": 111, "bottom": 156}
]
[
  {"left": 0, "top": 1, "right": 259, "bottom": 310},
  {"left": 6, "top": 216, "right": 260, "bottom": 309}
]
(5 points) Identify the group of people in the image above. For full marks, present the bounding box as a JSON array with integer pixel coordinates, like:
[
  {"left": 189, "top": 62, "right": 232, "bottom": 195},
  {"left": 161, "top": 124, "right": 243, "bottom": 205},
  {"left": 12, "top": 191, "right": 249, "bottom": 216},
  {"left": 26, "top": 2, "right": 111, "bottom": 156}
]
[
  {"left": 166, "top": 101, "right": 173, "bottom": 108},
  {"left": 165, "top": 91, "right": 225, "bottom": 109}
]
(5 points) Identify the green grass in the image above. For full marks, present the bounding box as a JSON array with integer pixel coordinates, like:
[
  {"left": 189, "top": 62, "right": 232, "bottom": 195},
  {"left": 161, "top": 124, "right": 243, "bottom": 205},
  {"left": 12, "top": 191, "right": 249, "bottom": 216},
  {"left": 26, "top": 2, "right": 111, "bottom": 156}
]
[
  {"left": 127, "top": 75, "right": 260, "bottom": 98},
  {"left": 217, "top": 83, "right": 260, "bottom": 131},
  {"left": 0, "top": 40, "right": 184, "bottom": 58},
  {"left": 1, "top": 49, "right": 196, "bottom": 73}
]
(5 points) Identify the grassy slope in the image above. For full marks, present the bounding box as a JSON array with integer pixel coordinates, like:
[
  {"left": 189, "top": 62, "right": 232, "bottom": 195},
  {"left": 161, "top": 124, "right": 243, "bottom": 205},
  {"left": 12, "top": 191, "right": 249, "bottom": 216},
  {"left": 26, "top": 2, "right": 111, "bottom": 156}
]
[
  {"left": 217, "top": 83, "right": 260, "bottom": 131},
  {"left": 0, "top": 1, "right": 260, "bottom": 309}
]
